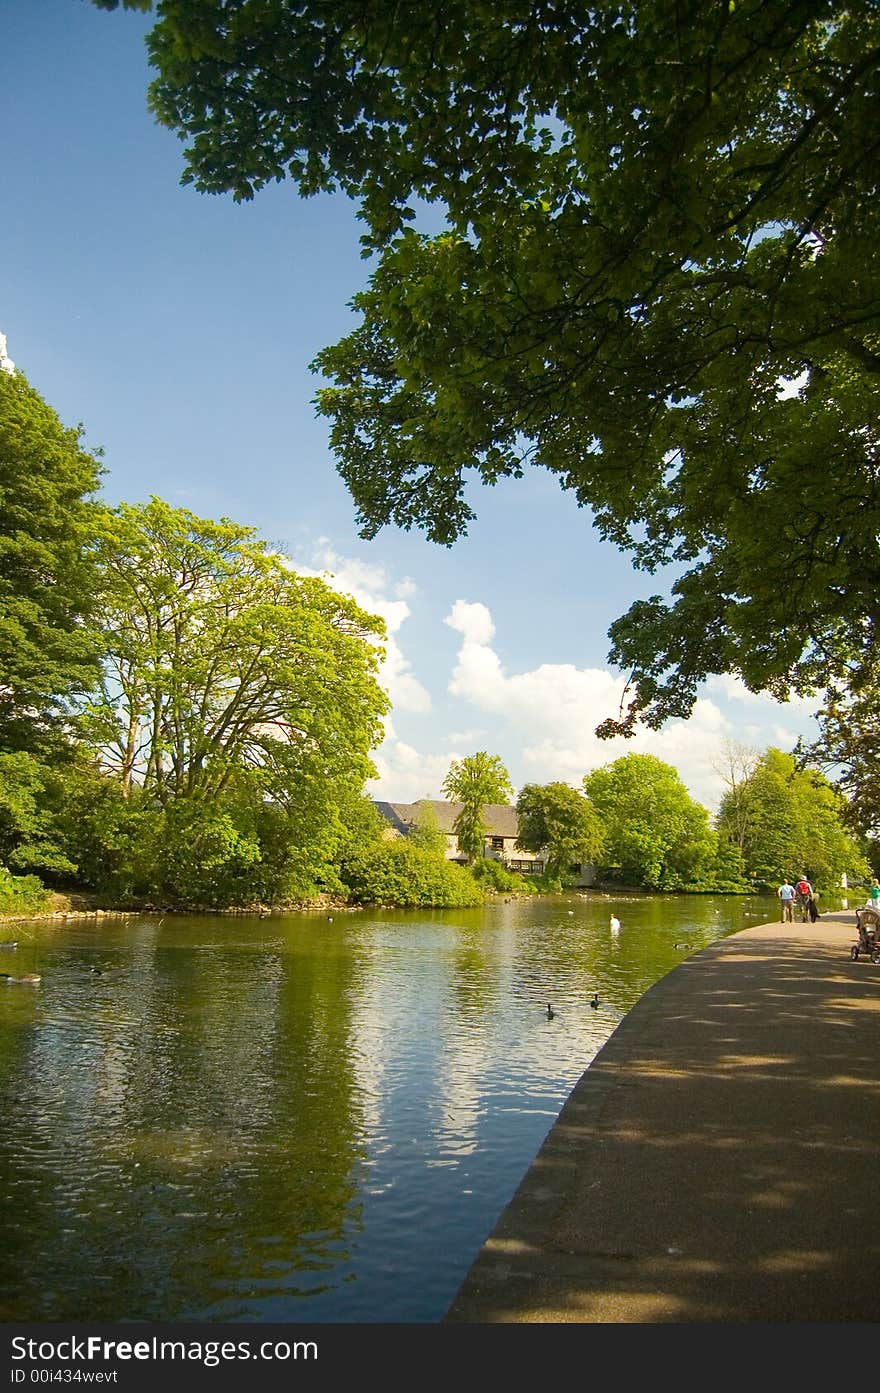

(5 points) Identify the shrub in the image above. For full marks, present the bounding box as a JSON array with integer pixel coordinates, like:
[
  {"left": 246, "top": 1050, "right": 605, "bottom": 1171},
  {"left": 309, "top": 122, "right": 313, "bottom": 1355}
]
[
  {"left": 0, "top": 864, "right": 48, "bottom": 914},
  {"left": 468, "top": 858, "right": 534, "bottom": 893},
  {"left": 340, "top": 841, "right": 485, "bottom": 907}
]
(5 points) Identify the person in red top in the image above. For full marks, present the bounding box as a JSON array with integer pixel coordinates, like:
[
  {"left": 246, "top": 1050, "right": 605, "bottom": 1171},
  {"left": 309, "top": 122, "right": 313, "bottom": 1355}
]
[{"left": 795, "top": 876, "right": 813, "bottom": 922}]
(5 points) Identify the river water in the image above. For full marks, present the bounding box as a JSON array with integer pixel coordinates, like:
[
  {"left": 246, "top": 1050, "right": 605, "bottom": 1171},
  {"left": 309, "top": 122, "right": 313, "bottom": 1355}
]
[{"left": 0, "top": 891, "right": 800, "bottom": 1322}]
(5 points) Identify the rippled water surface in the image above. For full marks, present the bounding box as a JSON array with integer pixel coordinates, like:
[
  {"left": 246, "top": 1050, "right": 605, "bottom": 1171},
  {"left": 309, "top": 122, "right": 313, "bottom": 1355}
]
[{"left": 0, "top": 892, "right": 787, "bottom": 1322}]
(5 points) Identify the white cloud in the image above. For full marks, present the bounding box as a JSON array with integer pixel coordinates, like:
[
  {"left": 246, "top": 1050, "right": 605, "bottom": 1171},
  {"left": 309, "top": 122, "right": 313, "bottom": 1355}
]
[
  {"left": 366, "top": 738, "right": 452, "bottom": 803},
  {"left": 445, "top": 599, "right": 495, "bottom": 646},
  {"left": 439, "top": 601, "right": 819, "bottom": 811},
  {"left": 268, "top": 547, "right": 821, "bottom": 815}
]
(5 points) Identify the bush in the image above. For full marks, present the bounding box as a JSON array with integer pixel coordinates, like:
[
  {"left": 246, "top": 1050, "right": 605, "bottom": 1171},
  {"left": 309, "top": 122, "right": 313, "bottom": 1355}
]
[
  {"left": 468, "top": 858, "right": 534, "bottom": 893},
  {"left": 56, "top": 773, "right": 159, "bottom": 901},
  {"left": 54, "top": 770, "right": 347, "bottom": 909},
  {"left": 527, "top": 871, "right": 565, "bottom": 893},
  {"left": 340, "top": 841, "right": 485, "bottom": 907},
  {"left": 0, "top": 864, "right": 48, "bottom": 914}
]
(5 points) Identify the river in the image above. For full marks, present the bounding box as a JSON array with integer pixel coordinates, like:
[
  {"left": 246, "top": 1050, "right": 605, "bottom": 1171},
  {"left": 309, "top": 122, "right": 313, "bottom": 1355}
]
[{"left": 0, "top": 891, "right": 814, "bottom": 1322}]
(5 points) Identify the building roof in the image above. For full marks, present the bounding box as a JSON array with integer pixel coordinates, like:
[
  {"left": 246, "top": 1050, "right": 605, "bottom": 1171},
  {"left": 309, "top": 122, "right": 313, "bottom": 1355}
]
[{"left": 373, "top": 799, "right": 521, "bottom": 838}]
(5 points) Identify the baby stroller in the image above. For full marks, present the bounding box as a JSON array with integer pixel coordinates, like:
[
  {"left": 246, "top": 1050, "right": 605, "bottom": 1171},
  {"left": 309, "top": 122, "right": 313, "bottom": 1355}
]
[{"left": 850, "top": 907, "right": 880, "bottom": 963}]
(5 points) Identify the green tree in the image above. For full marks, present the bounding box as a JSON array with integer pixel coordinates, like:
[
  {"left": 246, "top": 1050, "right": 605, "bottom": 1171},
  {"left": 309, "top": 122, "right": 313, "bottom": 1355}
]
[
  {"left": 804, "top": 683, "right": 880, "bottom": 856},
  {"left": 715, "top": 746, "right": 870, "bottom": 888},
  {"left": 441, "top": 752, "right": 513, "bottom": 863},
  {"left": 334, "top": 790, "right": 390, "bottom": 857},
  {"left": 407, "top": 801, "right": 448, "bottom": 856},
  {"left": 0, "top": 751, "right": 78, "bottom": 878},
  {"left": 584, "top": 754, "right": 716, "bottom": 890},
  {"left": 113, "top": 1, "right": 880, "bottom": 732},
  {"left": 82, "top": 498, "right": 388, "bottom": 810},
  {"left": 0, "top": 364, "right": 104, "bottom": 756},
  {"left": 712, "top": 740, "right": 761, "bottom": 863},
  {"left": 62, "top": 498, "right": 390, "bottom": 906},
  {"left": 515, "top": 782, "right": 604, "bottom": 882}
]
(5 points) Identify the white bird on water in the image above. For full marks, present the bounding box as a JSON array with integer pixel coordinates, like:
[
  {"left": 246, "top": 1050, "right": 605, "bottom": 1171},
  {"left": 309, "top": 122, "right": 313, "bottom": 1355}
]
[{"left": 610, "top": 914, "right": 621, "bottom": 933}]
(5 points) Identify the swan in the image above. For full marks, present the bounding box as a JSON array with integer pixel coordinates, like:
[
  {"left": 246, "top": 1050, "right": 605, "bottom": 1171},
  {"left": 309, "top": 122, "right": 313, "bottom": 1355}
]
[
  {"left": 547, "top": 1003, "right": 555, "bottom": 1019},
  {"left": 1, "top": 972, "right": 41, "bottom": 984},
  {"left": 610, "top": 915, "right": 621, "bottom": 932},
  {"left": 590, "top": 992, "right": 599, "bottom": 1009}
]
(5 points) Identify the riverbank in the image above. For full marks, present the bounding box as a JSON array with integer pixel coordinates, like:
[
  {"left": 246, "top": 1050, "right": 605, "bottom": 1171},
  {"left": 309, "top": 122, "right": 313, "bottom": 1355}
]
[
  {"left": 445, "top": 911, "right": 880, "bottom": 1322},
  {"left": 0, "top": 882, "right": 618, "bottom": 924},
  {"left": 0, "top": 888, "right": 361, "bottom": 924},
  {"left": 0, "top": 889, "right": 128, "bottom": 923}
]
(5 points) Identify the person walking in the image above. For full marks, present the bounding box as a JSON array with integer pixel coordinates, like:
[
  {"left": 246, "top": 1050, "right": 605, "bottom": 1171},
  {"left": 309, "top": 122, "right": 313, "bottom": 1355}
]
[
  {"left": 794, "top": 875, "right": 813, "bottom": 922},
  {"left": 778, "top": 879, "right": 795, "bottom": 923}
]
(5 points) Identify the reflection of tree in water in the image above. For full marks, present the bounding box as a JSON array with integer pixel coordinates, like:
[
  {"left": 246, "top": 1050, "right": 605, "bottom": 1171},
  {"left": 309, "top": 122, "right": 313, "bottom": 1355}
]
[
  {"left": 0, "top": 899, "right": 781, "bottom": 1321},
  {"left": 0, "top": 927, "right": 365, "bottom": 1321}
]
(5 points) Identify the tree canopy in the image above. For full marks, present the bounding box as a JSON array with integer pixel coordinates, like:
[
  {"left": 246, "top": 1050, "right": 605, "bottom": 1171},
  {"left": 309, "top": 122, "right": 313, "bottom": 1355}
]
[
  {"left": 0, "top": 366, "right": 104, "bottom": 754},
  {"left": 715, "top": 746, "right": 870, "bottom": 886},
  {"left": 804, "top": 685, "right": 880, "bottom": 856},
  {"left": 102, "top": 0, "right": 880, "bottom": 732},
  {"left": 81, "top": 497, "right": 389, "bottom": 812},
  {"left": 515, "top": 781, "right": 604, "bottom": 881},
  {"left": 584, "top": 753, "right": 716, "bottom": 889},
  {"left": 442, "top": 751, "right": 513, "bottom": 862}
]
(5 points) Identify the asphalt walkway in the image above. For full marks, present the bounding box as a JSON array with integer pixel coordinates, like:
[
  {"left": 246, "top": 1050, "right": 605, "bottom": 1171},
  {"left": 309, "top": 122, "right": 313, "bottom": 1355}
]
[{"left": 445, "top": 912, "right": 880, "bottom": 1323}]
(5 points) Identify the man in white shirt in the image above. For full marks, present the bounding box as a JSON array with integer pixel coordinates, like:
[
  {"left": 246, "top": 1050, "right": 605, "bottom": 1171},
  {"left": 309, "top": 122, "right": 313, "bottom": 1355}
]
[{"left": 778, "top": 880, "right": 795, "bottom": 923}]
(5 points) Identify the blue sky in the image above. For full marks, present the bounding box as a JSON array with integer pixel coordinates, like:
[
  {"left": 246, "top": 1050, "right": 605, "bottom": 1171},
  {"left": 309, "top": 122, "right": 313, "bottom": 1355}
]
[{"left": 2, "top": 0, "right": 821, "bottom": 809}]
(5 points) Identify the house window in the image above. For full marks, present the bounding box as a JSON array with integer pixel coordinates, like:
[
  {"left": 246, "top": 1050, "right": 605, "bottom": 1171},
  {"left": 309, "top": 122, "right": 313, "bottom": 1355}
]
[{"left": 490, "top": 836, "right": 505, "bottom": 851}]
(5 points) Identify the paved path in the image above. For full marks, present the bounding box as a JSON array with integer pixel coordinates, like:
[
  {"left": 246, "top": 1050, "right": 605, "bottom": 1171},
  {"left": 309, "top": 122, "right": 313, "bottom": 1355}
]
[{"left": 445, "top": 913, "right": 880, "bottom": 1323}]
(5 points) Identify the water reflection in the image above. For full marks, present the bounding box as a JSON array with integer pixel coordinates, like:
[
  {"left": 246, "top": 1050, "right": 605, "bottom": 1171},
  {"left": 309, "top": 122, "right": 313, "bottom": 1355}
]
[{"left": 0, "top": 893, "right": 789, "bottom": 1321}]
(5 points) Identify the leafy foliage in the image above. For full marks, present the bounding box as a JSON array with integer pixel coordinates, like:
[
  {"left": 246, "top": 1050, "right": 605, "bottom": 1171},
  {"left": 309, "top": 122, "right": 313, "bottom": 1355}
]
[
  {"left": 0, "top": 751, "right": 78, "bottom": 877},
  {"left": 81, "top": 498, "right": 389, "bottom": 810},
  {"left": 51, "top": 765, "right": 357, "bottom": 908},
  {"left": 441, "top": 752, "right": 513, "bottom": 863},
  {"left": 339, "top": 839, "right": 484, "bottom": 907},
  {"left": 715, "top": 746, "right": 870, "bottom": 887},
  {"left": 119, "top": 0, "right": 880, "bottom": 730},
  {"left": 515, "top": 781, "right": 604, "bottom": 880},
  {"left": 19, "top": 497, "right": 393, "bottom": 909},
  {"left": 0, "top": 368, "right": 104, "bottom": 754},
  {"left": 468, "top": 856, "right": 533, "bottom": 894},
  {"left": 584, "top": 753, "right": 717, "bottom": 890},
  {"left": 804, "top": 683, "right": 880, "bottom": 857},
  {"left": 406, "top": 801, "right": 448, "bottom": 855},
  {"left": 0, "top": 864, "right": 48, "bottom": 914}
]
